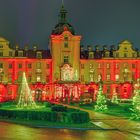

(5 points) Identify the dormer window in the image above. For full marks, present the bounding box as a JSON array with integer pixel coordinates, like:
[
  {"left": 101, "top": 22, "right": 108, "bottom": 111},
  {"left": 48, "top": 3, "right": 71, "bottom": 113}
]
[
  {"left": 36, "top": 52, "right": 42, "bottom": 59},
  {"left": 9, "top": 51, "right": 12, "bottom": 57},
  {"left": 116, "top": 53, "right": 119, "bottom": 57},
  {"left": 18, "top": 51, "right": 23, "bottom": 57},
  {"left": 105, "top": 52, "right": 110, "bottom": 57},
  {"left": 89, "top": 52, "right": 93, "bottom": 59},
  {"left": 33, "top": 46, "right": 37, "bottom": 51}
]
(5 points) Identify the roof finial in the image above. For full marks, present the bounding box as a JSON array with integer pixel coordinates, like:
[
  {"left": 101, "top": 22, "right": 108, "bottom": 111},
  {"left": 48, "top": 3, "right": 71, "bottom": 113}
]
[{"left": 62, "top": 0, "right": 64, "bottom": 6}]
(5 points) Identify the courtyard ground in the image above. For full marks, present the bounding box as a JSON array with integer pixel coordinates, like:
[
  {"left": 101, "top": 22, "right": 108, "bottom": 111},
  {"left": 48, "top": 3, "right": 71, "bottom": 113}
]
[{"left": 56, "top": 102, "right": 140, "bottom": 139}]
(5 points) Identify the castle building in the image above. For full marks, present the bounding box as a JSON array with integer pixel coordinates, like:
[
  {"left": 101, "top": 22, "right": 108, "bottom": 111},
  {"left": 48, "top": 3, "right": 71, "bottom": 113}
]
[{"left": 0, "top": 5, "right": 139, "bottom": 102}]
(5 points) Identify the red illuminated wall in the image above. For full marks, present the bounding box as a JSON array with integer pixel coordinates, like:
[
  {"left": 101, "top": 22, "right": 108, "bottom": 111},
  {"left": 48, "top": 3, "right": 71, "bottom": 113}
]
[
  {"left": 0, "top": 57, "right": 139, "bottom": 102},
  {"left": 0, "top": 58, "right": 52, "bottom": 102}
]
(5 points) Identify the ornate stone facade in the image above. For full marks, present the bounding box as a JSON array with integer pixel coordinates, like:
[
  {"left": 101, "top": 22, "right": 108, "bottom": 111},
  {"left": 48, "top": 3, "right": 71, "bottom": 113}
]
[{"left": 0, "top": 5, "right": 139, "bottom": 102}]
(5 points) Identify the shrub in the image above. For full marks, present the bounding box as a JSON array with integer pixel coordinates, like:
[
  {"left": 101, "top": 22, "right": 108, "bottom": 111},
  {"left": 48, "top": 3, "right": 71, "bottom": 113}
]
[
  {"left": 68, "top": 108, "right": 80, "bottom": 112},
  {"left": 69, "top": 111, "right": 89, "bottom": 124},
  {"left": 0, "top": 107, "right": 90, "bottom": 124},
  {"left": 44, "top": 102, "right": 52, "bottom": 108},
  {"left": 107, "top": 100, "right": 119, "bottom": 107},
  {"left": 50, "top": 112, "right": 57, "bottom": 122},
  {"left": 51, "top": 105, "right": 67, "bottom": 112}
]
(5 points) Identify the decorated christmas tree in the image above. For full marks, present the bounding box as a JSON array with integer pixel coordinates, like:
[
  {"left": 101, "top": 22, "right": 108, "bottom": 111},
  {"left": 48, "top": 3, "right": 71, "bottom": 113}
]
[
  {"left": 17, "top": 72, "right": 37, "bottom": 109},
  {"left": 95, "top": 84, "right": 108, "bottom": 112},
  {"left": 131, "top": 80, "right": 140, "bottom": 120},
  {"left": 111, "top": 89, "right": 119, "bottom": 104}
]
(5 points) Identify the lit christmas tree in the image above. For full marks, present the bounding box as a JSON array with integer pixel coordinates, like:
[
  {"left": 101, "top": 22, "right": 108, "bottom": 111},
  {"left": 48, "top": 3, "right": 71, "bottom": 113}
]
[
  {"left": 111, "top": 89, "right": 119, "bottom": 104},
  {"left": 17, "top": 72, "right": 37, "bottom": 109},
  {"left": 131, "top": 80, "right": 140, "bottom": 120},
  {"left": 95, "top": 84, "right": 108, "bottom": 112}
]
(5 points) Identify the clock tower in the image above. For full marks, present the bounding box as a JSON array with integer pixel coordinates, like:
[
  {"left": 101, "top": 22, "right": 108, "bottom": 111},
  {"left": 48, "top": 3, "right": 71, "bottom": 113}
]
[{"left": 50, "top": 4, "right": 81, "bottom": 82}]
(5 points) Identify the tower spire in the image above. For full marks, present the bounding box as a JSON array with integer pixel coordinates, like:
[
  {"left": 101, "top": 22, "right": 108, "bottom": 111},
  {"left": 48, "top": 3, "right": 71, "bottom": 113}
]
[
  {"left": 52, "top": 0, "right": 75, "bottom": 35},
  {"left": 62, "top": 0, "right": 64, "bottom": 6},
  {"left": 59, "top": 0, "right": 67, "bottom": 23}
]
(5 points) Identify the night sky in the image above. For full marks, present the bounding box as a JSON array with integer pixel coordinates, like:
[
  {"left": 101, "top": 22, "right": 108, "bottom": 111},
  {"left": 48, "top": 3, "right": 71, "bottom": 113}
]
[{"left": 0, "top": 0, "right": 140, "bottom": 50}]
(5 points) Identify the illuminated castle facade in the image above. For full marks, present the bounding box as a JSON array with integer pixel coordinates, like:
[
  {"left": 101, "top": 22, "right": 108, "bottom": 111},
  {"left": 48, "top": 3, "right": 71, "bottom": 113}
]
[{"left": 0, "top": 5, "right": 139, "bottom": 102}]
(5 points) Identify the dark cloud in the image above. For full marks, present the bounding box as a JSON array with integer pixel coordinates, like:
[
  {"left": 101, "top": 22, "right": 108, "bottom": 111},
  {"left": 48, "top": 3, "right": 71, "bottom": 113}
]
[{"left": 0, "top": 0, "right": 140, "bottom": 49}]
